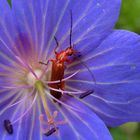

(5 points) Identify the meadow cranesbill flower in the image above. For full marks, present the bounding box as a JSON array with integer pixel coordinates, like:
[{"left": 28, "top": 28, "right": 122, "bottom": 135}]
[{"left": 0, "top": 0, "right": 140, "bottom": 140}]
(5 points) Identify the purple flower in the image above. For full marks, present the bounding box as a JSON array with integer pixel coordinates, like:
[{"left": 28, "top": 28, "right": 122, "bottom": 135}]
[{"left": 0, "top": 0, "right": 140, "bottom": 140}]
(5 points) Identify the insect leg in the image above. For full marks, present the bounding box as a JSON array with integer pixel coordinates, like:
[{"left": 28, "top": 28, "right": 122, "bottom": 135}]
[
  {"left": 54, "top": 36, "right": 59, "bottom": 54},
  {"left": 39, "top": 60, "right": 49, "bottom": 65}
]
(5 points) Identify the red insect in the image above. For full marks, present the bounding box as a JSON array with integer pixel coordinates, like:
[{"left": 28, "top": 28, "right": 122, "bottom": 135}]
[
  {"left": 48, "top": 38, "right": 76, "bottom": 100},
  {"left": 40, "top": 11, "right": 76, "bottom": 100},
  {"left": 40, "top": 11, "right": 95, "bottom": 101}
]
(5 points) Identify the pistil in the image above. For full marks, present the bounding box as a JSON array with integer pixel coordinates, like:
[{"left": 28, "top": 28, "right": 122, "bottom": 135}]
[{"left": 35, "top": 80, "right": 51, "bottom": 120}]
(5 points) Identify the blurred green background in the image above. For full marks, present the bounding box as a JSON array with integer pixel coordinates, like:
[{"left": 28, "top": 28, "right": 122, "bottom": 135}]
[
  {"left": 116, "top": 0, "right": 140, "bottom": 33},
  {"left": 111, "top": 0, "right": 140, "bottom": 139}
]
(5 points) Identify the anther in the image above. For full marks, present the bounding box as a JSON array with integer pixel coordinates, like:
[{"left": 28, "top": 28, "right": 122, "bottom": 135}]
[
  {"left": 45, "top": 127, "right": 58, "bottom": 136},
  {"left": 4, "top": 120, "right": 13, "bottom": 134},
  {"left": 39, "top": 111, "right": 66, "bottom": 136},
  {"left": 79, "top": 90, "right": 94, "bottom": 99}
]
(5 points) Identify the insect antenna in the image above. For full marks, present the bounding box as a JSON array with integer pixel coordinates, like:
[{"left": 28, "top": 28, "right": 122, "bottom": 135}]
[
  {"left": 69, "top": 10, "right": 96, "bottom": 84},
  {"left": 79, "top": 59, "right": 96, "bottom": 84},
  {"left": 70, "top": 10, "right": 73, "bottom": 48},
  {"left": 71, "top": 53, "right": 96, "bottom": 84}
]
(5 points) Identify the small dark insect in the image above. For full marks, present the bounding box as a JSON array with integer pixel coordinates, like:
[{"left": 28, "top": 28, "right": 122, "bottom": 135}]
[
  {"left": 45, "top": 127, "right": 58, "bottom": 136},
  {"left": 4, "top": 119, "right": 13, "bottom": 134},
  {"left": 79, "top": 90, "right": 94, "bottom": 99}
]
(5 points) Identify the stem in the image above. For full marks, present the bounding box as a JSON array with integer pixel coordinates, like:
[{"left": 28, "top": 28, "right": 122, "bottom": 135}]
[{"left": 35, "top": 80, "right": 51, "bottom": 120}]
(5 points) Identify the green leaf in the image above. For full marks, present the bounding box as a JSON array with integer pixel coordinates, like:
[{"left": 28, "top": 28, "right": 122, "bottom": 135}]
[{"left": 7, "top": 0, "right": 12, "bottom": 8}]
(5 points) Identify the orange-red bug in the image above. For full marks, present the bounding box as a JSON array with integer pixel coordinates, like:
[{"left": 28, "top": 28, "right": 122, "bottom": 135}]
[
  {"left": 40, "top": 10, "right": 76, "bottom": 100},
  {"left": 40, "top": 11, "right": 95, "bottom": 100},
  {"left": 48, "top": 42, "right": 76, "bottom": 100},
  {"left": 48, "top": 11, "right": 76, "bottom": 100}
]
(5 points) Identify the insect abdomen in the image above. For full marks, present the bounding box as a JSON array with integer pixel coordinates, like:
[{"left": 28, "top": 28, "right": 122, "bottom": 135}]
[{"left": 48, "top": 61, "right": 65, "bottom": 99}]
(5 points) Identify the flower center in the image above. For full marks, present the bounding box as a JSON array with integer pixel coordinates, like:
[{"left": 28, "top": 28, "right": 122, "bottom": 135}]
[{"left": 26, "top": 69, "right": 42, "bottom": 86}]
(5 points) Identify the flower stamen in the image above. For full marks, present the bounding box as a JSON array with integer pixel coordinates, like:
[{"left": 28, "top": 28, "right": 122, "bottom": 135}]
[
  {"left": 39, "top": 111, "right": 66, "bottom": 136},
  {"left": 1, "top": 85, "right": 32, "bottom": 90},
  {"left": 35, "top": 81, "right": 51, "bottom": 119},
  {"left": 45, "top": 127, "right": 58, "bottom": 136},
  {"left": 7, "top": 94, "right": 32, "bottom": 109},
  {"left": 10, "top": 93, "right": 37, "bottom": 125},
  {"left": 35, "top": 81, "right": 66, "bottom": 136},
  {"left": 43, "top": 70, "right": 80, "bottom": 84},
  {"left": 46, "top": 90, "right": 84, "bottom": 113},
  {"left": 48, "top": 86, "right": 83, "bottom": 94},
  {"left": 16, "top": 56, "right": 39, "bottom": 80},
  {"left": 79, "top": 90, "right": 94, "bottom": 99},
  {"left": 4, "top": 120, "right": 13, "bottom": 135},
  {"left": 48, "top": 86, "right": 94, "bottom": 96}
]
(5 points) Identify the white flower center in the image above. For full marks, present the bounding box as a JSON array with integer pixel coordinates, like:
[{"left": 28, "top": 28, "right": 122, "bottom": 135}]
[{"left": 27, "top": 69, "right": 42, "bottom": 85}]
